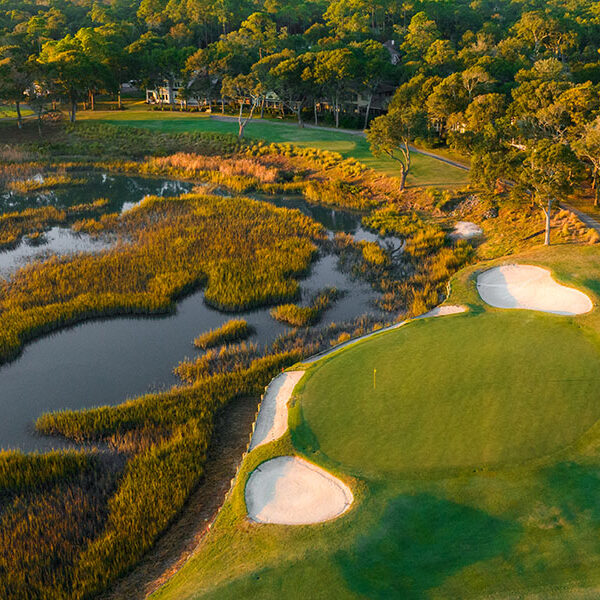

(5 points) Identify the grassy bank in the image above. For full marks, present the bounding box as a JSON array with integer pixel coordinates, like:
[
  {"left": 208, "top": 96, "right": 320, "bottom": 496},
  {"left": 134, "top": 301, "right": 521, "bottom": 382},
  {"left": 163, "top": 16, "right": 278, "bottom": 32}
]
[{"left": 76, "top": 109, "right": 469, "bottom": 186}]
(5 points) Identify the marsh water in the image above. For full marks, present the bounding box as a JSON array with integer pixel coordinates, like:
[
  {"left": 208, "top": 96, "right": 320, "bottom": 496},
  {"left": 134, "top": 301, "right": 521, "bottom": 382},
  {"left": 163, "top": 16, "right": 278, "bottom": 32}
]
[{"left": 0, "top": 173, "right": 393, "bottom": 451}]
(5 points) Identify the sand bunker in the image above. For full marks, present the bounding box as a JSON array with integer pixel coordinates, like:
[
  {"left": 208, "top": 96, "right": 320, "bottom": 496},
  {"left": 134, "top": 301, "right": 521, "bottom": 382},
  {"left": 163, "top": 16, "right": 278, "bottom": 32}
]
[
  {"left": 418, "top": 304, "right": 467, "bottom": 319},
  {"left": 250, "top": 371, "right": 304, "bottom": 451},
  {"left": 245, "top": 456, "right": 353, "bottom": 524},
  {"left": 451, "top": 221, "right": 483, "bottom": 240},
  {"left": 477, "top": 265, "right": 593, "bottom": 315}
]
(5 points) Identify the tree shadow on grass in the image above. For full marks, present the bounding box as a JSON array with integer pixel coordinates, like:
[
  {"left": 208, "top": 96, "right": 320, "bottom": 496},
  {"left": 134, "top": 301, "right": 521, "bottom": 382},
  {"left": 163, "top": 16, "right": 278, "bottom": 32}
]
[
  {"left": 581, "top": 278, "right": 600, "bottom": 299},
  {"left": 543, "top": 461, "right": 600, "bottom": 523},
  {"left": 336, "top": 494, "right": 520, "bottom": 600}
]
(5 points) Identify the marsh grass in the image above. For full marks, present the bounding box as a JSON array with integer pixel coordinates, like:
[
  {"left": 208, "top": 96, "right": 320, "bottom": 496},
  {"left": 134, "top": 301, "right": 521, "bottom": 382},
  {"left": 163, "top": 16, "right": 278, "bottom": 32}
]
[
  {"left": 193, "top": 319, "right": 253, "bottom": 349},
  {"left": 304, "top": 180, "right": 378, "bottom": 210},
  {"left": 7, "top": 175, "right": 86, "bottom": 194},
  {"left": 270, "top": 287, "right": 340, "bottom": 327},
  {"left": 175, "top": 342, "right": 261, "bottom": 383},
  {"left": 0, "top": 450, "right": 123, "bottom": 600},
  {"left": 0, "top": 193, "right": 324, "bottom": 363},
  {"left": 34, "top": 351, "right": 300, "bottom": 599},
  {"left": 0, "top": 200, "right": 110, "bottom": 249}
]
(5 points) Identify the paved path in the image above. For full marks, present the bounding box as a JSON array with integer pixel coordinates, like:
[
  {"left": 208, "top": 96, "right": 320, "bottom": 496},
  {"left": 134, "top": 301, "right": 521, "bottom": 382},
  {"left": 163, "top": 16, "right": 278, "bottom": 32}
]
[{"left": 561, "top": 202, "right": 600, "bottom": 234}]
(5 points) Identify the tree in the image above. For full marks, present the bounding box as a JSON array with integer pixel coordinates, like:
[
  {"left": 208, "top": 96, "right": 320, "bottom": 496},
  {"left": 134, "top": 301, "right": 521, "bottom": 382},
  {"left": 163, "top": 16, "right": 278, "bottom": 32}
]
[
  {"left": 352, "top": 40, "right": 395, "bottom": 129},
  {"left": 312, "top": 48, "right": 357, "bottom": 128},
  {"left": 221, "top": 73, "right": 261, "bottom": 139},
  {"left": 464, "top": 93, "right": 505, "bottom": 133},
  {"left": 269, "top": 52, "right": 315, "bottom": 127},
  {"left": 519, "top": 141, "right": 581, "bottom": 245},
  {"left": 185, "top": 46, "right": 223, "bottom": 110},
  {"left": 401, "top": 12, "right": 440, "bottom": 59},
  {"left": 426, "top": 73, "right": 469, "bottom": 135},
  {"left": 367, "top": 106, "right": 426, "bottom": 190},
  {"left": 324, "top": 0, "right": 372, "bottom": 38},
  {"left": 512, "top": 11, "right": 559, "bottom": 58},
  {"left": 424, "top": 39, "right": 456, "bottom": 76},
  {"left": 461, "top": 65, "right": 492, "bottom": 99},
  {"left": 38, "top": 35, "right": 96, "bottom": 122},
  {"left": 574, "top": 119, "right": 600, "bottom": 207},
  {"left": 0, "top": 41, "right": 35, "bottom": 128}
]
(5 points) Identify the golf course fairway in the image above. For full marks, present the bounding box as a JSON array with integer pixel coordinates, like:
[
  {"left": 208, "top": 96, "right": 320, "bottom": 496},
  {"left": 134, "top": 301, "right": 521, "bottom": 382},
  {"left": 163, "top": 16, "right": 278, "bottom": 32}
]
[{"left": 153, "top": 248, "right": 600, "bottom": 600}]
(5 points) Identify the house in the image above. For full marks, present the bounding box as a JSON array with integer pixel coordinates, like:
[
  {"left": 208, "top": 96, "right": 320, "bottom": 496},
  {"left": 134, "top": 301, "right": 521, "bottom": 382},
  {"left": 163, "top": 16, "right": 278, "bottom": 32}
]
[
  {"left": 145, "top": 80, "right": 184, "bottom": 104},
  {"left": 383, "top": 40, "right": 401, "bottom": 65}
]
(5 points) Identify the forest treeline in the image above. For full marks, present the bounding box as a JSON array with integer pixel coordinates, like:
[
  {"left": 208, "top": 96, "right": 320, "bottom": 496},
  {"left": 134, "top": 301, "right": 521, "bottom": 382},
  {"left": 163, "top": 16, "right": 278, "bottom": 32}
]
[{"left": 2, "top": 0, "right": 600, "bottom": 215}]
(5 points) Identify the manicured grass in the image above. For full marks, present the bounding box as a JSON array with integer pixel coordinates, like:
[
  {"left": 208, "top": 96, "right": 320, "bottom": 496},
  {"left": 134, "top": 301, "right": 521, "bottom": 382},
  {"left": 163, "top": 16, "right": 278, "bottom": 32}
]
[
  {"left": 0, "top": 105, "right": 33, "bottom": 119},
  {"left": 295, "top": 312, "right": 600, "bottom": 475},
  {"left": 78, "top": 108, "right": 469, "bottom": 187},
  {"left": 153, "top": 245, "right": 600, "bottom": 600}
]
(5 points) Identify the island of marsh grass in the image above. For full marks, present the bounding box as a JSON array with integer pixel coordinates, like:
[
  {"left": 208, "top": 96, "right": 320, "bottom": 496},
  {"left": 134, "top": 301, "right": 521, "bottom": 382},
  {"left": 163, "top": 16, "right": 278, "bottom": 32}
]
[
  {"left": 270, "top": 288, "right": 339, "bottom": 327},
  {"left": 0, "top": 199, "right": 109, "bottom": 249},
  {"left": 6, "top": 174, "right": 86, "bottom": 193},
  {"left": 194, "top": 319, "right": 253, "bottom": 349},
  {"left": 153, "top": 245, "right": 600, "bottom": 600}
]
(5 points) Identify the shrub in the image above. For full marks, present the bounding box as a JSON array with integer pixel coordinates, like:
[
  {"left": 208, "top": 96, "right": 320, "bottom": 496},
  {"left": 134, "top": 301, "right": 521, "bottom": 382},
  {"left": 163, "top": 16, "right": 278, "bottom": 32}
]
[{"left": 304, "top": 180, "right": 378, "bottom": 210}]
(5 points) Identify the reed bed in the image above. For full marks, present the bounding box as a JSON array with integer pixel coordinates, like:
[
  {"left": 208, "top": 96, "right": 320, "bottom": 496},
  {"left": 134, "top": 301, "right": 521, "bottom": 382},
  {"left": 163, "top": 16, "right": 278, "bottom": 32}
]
[
  {"left": 0, "top": 454, "right": 123, "bottom": 600},
  {"left": 361, "top": 207, "right": 475, "bottom": 314},
  {"left": 175, "top": 342, "right": 261, "bottom": 383},
  {"left": 0, "top": 200, "right": 109, "bottom": 249},
  {"left": 7, "top": 175, "right": 86, "bottom": 194},
  {"left": 0, "top": 193, "right": 325, "bottom": 364},
  {"left": 270, "top": 287, "right": 339, "bottom": 327},
  {"left": 34, "top": 351, "right": 300, "bottom": 600},
  {"left": 193, "top": 319, "right": 253, "bottom": 349},
  {"left": 303, "top": 180, "right": 379, "bottom": 210}
]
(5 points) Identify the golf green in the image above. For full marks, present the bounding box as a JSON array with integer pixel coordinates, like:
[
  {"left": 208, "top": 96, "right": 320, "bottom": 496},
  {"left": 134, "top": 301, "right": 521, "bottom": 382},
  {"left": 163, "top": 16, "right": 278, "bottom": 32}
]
[{"left": 294, "top": 312, "right": 600, "bottom": 474}]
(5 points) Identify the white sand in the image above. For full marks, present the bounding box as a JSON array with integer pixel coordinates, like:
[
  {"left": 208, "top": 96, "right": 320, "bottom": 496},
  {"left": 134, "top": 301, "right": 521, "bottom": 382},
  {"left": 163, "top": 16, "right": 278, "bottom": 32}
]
[
  {"left": 477, "top": 265, "right": 593, "bottom": 315},
  {"left": 450, "top": 221, "right": 483, "bottom": 240},
  {"left": 245, "top": 303, "right": 467, "bottom": 525},
  {"left": 245, "top": 456, "right": 353, "bottom": 525},
  {"left": 249, "top": 371, "right": 305, "bottom": 451},
  {"left": 418, "top": 304, "right": 467, "bottom": 319}
]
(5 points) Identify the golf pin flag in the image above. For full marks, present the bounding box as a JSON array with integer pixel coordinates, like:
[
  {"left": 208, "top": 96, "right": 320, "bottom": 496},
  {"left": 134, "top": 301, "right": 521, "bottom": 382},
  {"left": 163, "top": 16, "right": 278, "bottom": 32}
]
[{"left": 374, "top": 368, "right": 376, "bottom": 390}]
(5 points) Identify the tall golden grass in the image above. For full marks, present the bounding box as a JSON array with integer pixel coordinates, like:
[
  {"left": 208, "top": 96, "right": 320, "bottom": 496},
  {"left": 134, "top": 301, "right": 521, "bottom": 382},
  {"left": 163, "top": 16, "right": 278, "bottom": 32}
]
[{"left": 0, "top": 193, "right": 324, "bottom": 364}]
